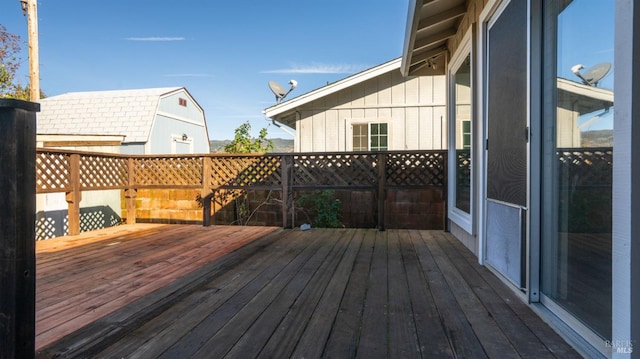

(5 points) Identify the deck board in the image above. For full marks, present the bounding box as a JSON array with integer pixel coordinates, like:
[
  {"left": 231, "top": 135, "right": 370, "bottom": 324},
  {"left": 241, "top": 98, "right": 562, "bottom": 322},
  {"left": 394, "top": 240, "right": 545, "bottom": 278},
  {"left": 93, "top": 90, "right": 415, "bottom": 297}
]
[
  {"left": 357, "top": 230, "right": 390, "bottom": 359},
  {"left": 401, "top": 230, "right": 455, "bottom": 357},
  {"left": 288, "top": 228, "right": 365, "bottom": 359},
  {"left": 35, "top": 225, "right": 580, "bottom": 359},
  {"left": 320, "top": 228, "right": 375, "bottom": 358},
  {"left": 35, "top": 224, "right": 278, "bottom": 351},
  {"left": 422, "top": 231, "right": 521, "bottom": 358},
  {"left": 256, "top": 228, "right": 358, "bottom": 359},
  {"left": 387, "top": 230, "right": 421, "bottom": 359}
]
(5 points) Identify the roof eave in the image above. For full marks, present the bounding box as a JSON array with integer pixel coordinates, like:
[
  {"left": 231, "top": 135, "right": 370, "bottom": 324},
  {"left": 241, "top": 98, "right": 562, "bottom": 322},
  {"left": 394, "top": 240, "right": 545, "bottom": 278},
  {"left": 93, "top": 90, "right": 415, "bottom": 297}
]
[
  {"left": 263, "top": 58, "right": 402, "bottom": 119},
  {"left": 401, "top": 0, "right": 467, "bottom": 77},
  {"left": 401, "top": 0, "right": 422, "bottom": 77}
]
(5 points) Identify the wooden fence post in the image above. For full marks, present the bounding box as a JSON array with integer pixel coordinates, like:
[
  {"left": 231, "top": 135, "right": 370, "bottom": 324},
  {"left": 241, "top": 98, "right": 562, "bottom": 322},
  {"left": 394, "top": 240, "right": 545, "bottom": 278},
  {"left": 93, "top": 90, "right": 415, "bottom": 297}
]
[
  {"left": 0, "top": 99, "right": 39, "bottom": 359},
  {"left": 281, "top": 155, "right": 294, "bottom": 228},
  {"left": 66, "top": 153, "right": 82, "bottom": 236},
  {"left": 377, "top": 153, "right": 387, "bottom": 231},
  {"left": 201, "top": 156, "right": 213, "bottom": 225},
  {"left": 125, "top": 157, "right": 137, "bottom": 224}
]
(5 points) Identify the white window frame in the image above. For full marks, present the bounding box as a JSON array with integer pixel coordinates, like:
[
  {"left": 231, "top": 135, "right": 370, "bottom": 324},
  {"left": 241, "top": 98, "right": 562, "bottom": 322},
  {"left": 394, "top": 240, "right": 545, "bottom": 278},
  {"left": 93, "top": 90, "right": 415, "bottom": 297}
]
[
  {"left": 448, "top": 29, "right": 475, "bottom": 234},
  {"left": 171, "top": 134, "right": 194, "bottom": 154},
  {"left": 346, "top": 119, "right": 392, "bottom": 151}
]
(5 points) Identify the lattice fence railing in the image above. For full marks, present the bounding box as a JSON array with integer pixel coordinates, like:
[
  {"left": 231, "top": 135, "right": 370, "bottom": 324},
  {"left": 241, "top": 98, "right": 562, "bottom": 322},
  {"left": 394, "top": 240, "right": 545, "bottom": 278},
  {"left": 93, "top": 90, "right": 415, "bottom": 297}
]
[
  {"left": 36, "top": 150, "right": 72, "bottom": 193},
  {"left": 556, "top": 147, "right": 613, "bottom": 233},
  {"left": 557, "top": 148, "right": 612, "bottom": 187},
  {"left": 208, "top": 155, "right": 283, "bottom": 189},
  {"left": 36, "top": 150, "right": 449, "bottom": 194},
  {"left": 134, "top": 156, "right": 202, "bottom": 188},
  {"left": 293, "top": 153, "right": 377, "bottom": 188},
  {"left": 35, "top": 149, "right": 449, "bottom": 233},
  {"left": 80, "top": 154, "right": 129, "bottom": 190},
  {"left": 386, "top": 151, "right": 446, "bottom": 187}
]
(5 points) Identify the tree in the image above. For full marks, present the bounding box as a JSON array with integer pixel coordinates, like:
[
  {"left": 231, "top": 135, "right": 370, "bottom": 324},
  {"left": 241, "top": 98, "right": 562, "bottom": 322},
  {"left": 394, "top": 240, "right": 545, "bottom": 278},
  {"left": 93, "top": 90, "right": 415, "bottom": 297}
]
[
  {"left": 218, "top": 122, "right": 275, "bottom": 225},
  {"left": 10, "top": 83, "right": 45, "bottom": 100},
  {"left": 1, "top": 25, "right": 22, "bottom": 98},
  {"left": 224, "top": 121, "right": 274, "bottom": 153}
]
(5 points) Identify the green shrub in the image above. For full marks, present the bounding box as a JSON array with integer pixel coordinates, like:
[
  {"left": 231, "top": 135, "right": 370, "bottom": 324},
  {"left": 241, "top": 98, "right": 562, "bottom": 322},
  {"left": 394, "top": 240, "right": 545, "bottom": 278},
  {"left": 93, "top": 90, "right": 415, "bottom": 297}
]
[{"left": 296, "top": 190, "right": 343, "bottom": 228}]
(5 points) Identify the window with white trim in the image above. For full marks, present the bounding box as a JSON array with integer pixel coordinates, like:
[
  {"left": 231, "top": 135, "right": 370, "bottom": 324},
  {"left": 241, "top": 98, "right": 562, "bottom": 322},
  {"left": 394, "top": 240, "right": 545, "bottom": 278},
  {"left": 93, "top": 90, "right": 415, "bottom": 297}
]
[{"left": 351, "top": 123, "right": 389, "bottom": 151}]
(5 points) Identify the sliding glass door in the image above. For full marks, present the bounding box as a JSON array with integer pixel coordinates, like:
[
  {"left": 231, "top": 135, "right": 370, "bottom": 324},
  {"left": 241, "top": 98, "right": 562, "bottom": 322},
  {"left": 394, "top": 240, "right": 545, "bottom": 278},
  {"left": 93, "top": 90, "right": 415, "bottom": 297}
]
[{"left": 541, "top": 0, "right": 614, "bottom": 342}]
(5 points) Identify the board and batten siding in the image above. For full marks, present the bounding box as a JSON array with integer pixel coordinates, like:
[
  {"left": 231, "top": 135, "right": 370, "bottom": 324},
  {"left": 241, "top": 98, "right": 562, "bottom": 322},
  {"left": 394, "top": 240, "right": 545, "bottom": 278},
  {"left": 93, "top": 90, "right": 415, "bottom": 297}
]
[{"left": 295, "top": 70, "right": 447, "bottom": 152}]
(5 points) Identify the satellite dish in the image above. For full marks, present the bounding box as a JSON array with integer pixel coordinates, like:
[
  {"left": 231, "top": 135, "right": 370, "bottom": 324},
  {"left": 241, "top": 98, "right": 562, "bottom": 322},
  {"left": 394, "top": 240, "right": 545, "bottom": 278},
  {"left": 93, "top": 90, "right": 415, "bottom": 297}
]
[
  {"left": 571, "top": 62, "right": 611, "bottom": 86},
  {"left": 268, "top": 80, "right": 298, "bottom": 103}
]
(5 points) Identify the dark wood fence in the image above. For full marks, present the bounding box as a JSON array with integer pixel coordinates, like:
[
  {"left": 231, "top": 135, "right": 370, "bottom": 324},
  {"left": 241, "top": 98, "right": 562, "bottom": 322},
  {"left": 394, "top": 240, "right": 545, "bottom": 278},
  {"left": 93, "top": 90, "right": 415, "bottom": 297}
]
[
  {"left": 556, "top": 147, "right": 613, "bottom": 233},
  {"left": 36, "top": 150, "right": 447, "bottom": 234}
]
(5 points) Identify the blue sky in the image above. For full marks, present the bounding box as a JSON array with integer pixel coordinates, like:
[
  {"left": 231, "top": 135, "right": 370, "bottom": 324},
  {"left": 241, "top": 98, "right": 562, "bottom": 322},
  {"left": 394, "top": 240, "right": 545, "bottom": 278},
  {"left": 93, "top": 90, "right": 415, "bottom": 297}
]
[
  {"left": 558, "top": 0, "right": 615, "bottom": 131},
  {"left": 1, "top": 0, "right": 408, "bottom": 139}
]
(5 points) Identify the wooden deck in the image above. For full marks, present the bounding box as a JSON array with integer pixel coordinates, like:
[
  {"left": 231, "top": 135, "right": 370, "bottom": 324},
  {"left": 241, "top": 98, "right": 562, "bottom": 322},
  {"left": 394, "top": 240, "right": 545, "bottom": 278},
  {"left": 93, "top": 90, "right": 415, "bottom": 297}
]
[{"left": 35, "top": 225, "right": 580, "bottom": 358}]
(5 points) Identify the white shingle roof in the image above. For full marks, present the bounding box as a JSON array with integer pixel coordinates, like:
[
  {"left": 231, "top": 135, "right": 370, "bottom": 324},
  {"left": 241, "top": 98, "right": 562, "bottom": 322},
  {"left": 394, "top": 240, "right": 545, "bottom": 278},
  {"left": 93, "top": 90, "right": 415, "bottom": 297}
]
[{"left": 37, "top": 87, "right": 182, "bottom": 143}]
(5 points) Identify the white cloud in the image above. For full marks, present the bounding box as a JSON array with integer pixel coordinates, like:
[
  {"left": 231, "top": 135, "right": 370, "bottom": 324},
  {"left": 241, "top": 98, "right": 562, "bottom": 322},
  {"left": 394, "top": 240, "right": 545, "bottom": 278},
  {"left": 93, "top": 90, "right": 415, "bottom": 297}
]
[
  {"left": 125, "top": 37, "right": 185, "bottom": 41},
  {"left": 261, "top": 63, "right": 368, "bottom": 74}
]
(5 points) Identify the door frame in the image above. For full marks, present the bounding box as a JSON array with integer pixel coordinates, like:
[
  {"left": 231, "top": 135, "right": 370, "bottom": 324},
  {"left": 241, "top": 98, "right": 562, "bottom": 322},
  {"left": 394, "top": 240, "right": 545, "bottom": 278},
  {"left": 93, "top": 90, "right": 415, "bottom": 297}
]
[{"left": 477, "top": 0, "right": 531, "bottom": 298}]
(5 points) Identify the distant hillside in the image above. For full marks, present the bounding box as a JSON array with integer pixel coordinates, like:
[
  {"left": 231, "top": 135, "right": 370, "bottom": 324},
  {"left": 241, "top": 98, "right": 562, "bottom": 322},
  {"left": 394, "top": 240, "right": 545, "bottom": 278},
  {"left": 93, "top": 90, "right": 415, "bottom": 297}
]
[
  {"left": 209, "top": 138, "right": 294, "bottom": 153},
  {"left": 582, "top": 130, "right": 613, "bottom": 147}
]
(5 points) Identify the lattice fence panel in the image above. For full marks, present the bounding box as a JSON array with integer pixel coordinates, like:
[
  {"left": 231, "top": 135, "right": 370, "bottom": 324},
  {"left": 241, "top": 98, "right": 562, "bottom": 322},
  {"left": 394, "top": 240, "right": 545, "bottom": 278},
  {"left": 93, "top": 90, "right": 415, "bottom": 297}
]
[
  {"left": 209, "top": 155, "right": 282, "bottom": 188},
  {"left": 35, "top": 215, "right": 59, "bottom": 240},
  {"left": 386, "top": 152, "right": 446, "bottom": 187},
  {"left": 456, "top": 150, "right": 471, "bottom": 187},
  {"left": 557, "top": 148, "right": 612, "bottom": 187},
  {"left": 293, "top": 154, "right": 377, "bottom": 187},
  {"left": 79, "top": 208, "right": 122, "bottom": 232},
  {"left": 80, "top": 154, "right": 128, "bottom": 189},
  {"left": 212, "top": 188, "right": 244, "bottom": 207},
  {"left": 134, "top": 157, "right": 202, "bottom": 187},
  {"left": 36, "top": 151, "right": 71, "bottom": 193}
]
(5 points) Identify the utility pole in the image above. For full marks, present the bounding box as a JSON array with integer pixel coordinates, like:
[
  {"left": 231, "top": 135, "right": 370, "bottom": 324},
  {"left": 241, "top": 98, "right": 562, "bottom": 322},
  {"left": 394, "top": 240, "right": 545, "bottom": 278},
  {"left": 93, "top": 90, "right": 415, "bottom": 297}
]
[{"left": 21, "top": 0, "right": 40, "bottom": 101}]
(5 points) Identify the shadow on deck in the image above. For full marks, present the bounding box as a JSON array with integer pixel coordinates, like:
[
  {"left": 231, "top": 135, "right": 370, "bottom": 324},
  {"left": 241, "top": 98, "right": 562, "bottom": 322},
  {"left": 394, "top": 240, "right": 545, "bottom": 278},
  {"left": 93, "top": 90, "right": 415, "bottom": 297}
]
[{"left": 35, "top": 225, "right": 579, "bottom": 358}]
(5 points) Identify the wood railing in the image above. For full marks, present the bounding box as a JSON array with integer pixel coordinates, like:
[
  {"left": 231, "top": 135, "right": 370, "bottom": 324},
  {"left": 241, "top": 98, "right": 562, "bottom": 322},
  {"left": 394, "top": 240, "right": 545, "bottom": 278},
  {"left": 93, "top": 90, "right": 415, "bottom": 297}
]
[{"left": 36, "top": 149, "right": 447, "bottom": 234}]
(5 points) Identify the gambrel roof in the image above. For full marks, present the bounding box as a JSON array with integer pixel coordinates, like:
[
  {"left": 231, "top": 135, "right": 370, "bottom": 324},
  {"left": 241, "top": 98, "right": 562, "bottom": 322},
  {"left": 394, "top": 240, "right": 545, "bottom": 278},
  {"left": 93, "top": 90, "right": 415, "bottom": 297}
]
[{"left": 37, "top": 87, "right": 185, "bottom": 143}]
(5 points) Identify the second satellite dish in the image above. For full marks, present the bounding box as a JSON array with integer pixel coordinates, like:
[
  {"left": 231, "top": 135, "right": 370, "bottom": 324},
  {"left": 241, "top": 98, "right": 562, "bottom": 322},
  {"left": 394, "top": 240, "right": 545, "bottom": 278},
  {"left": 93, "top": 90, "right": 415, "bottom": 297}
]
[
  {"left": 571, "top": 62, "right": 611, "bottom": 87},
  {"left": 269, "top": 80, "right": 298, "bottom": 103}
]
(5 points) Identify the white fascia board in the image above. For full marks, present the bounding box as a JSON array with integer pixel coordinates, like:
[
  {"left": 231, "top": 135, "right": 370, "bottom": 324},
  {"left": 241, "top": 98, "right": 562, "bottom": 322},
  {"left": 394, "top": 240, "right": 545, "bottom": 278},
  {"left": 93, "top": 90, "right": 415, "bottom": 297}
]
[
  {"left": 263, "top": 58, "right": 402, "bottom": 119},
  {"left": 556, "top": 78, "right": 614, "bottom": 103},
  {"left": 401, "top": 0, "right": 422, "bottom": 76}
]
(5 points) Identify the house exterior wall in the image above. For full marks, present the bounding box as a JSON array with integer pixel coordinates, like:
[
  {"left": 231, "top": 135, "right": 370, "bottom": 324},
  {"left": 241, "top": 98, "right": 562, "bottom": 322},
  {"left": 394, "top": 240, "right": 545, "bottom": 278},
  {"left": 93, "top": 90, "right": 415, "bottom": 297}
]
[
  {"left": 447, "top": 0, "right": 486, "bottom": 60},
  {"left": 149, "top": 115, "right": 208, "bottom": 154},
  {"left": 149, "top": 91, "right": 209, "bottom": 154},
  {"left": 294, "top": 70, "right": 447, "bottom": 152},
  {"left": 120, "top": 143, "right": 146, "bottom": 155}
]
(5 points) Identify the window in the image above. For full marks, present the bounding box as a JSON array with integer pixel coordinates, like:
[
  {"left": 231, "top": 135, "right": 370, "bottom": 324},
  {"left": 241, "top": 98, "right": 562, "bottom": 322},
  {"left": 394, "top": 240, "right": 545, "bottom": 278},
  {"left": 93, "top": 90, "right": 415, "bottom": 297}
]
[
  {"left": 455, "top": 57, "right": 472, "bottom": 213},
  {"left": 370, "top": 123, "right": 388, "bottom": 151},
  {"left": 450, "top": 49, "right": 472, "bottom": 218},
  {"left": 351, "top": 123, "right": 388, "bottom": 151},
  {"left": 352, "top": 124, "right": 368, "bottom": 151},
  {"left": 461, "top": 120, "right": 471, "bottom": 149}
]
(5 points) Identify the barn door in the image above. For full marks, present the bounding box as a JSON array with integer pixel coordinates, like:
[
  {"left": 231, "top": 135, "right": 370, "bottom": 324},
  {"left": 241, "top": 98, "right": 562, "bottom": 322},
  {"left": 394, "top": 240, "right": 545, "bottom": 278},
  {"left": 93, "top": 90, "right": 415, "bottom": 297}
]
[{"left": 483, "top": 0, "right": 528, "bottom": 288}]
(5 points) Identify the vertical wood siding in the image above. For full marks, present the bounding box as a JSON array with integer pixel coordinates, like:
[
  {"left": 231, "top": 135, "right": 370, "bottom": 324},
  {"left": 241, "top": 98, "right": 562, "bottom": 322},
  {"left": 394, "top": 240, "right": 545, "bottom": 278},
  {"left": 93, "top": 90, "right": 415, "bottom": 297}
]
[{"left": 295, "top": 70, "right": 447, "bottom": 151}]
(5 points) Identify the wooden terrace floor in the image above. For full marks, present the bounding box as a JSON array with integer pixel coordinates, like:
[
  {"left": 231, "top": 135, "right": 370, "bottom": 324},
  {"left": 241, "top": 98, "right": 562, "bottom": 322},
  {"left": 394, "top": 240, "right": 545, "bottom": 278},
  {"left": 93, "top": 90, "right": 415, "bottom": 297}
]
[{"left": 35, "top": 225, "right": 580, "bottom": 358}]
